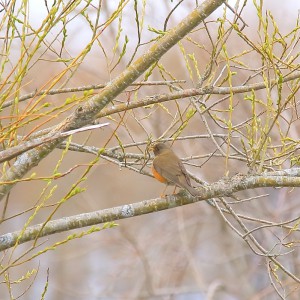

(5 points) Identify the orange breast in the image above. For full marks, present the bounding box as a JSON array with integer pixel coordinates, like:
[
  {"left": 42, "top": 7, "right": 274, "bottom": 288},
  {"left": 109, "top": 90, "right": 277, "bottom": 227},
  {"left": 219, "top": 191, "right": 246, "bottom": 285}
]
[{"left": 151, "top": 165, "right": 168, "bottom": 183}]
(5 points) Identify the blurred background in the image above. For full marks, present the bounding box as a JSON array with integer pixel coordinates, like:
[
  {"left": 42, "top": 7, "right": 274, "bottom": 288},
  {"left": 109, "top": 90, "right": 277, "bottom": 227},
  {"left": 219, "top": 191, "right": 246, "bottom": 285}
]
[{"left": 1, "top": 0, "right": 300, "bottom": 299}]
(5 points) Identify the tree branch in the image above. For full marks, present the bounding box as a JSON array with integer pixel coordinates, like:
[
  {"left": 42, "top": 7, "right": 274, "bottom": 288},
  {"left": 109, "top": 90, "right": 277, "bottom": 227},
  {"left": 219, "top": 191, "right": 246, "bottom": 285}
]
[
  {"left": 25, "top": 69, "right": 300, "bottom": 141},
  {"left": 2, "top": 80, "right": 186, "bottom": 109},
  {"left": 1, "top": 168, "right": 299, "bottom": 251},
  {"left": 0, "top": 0, "right": 226, "bottom": 202},
  {"left": 0, "top": 123, "right": 109, "bottom": 164}
]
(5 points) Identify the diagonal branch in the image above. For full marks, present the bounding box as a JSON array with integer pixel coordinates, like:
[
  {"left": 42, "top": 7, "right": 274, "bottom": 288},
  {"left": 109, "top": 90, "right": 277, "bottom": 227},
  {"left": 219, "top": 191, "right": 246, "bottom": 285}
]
[{"left": 0, "top": 0, "right": 226, "bottom": 202}]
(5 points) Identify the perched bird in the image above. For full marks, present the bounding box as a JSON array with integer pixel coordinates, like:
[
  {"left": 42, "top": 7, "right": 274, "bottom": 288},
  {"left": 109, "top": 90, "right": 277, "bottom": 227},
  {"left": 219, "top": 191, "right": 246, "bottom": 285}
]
[{"left": 150, "top": 142, "right": 199, "bottom": 197}]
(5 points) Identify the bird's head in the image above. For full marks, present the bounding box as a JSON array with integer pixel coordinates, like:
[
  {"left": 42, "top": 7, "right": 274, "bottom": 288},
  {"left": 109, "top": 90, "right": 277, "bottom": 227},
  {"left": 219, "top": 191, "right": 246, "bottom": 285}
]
[{"left": 149, "top": 142, "right": 170, "bottom": 156}]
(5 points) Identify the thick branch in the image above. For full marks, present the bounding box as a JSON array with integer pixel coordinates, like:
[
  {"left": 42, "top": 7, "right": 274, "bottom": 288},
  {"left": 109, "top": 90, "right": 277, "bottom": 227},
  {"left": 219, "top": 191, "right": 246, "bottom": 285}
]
[
  {"left": 1, "top": 168, "right": 299, "bottom": 251},
  {"left": 0, "top": 0, "right": 226, "bottom": 201}
]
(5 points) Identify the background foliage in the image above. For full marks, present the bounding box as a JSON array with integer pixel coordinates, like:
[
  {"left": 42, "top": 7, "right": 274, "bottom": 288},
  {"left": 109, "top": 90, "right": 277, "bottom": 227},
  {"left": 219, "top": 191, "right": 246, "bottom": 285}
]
[{"left": 1, "top": 0, "right": 300, "bottom": 299}]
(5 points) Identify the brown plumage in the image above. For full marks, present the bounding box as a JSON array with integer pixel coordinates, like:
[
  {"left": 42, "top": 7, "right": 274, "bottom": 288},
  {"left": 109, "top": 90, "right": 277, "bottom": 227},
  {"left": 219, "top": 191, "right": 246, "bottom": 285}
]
[{"left": 150, "top": 142, "right": 199, "bottom": 196}]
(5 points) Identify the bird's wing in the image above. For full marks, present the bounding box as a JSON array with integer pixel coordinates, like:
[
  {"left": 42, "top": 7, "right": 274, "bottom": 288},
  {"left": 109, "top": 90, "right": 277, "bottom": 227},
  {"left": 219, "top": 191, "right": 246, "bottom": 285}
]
[
  {"left": 178, "top": 160, "right": 192, "bottom": 186},
  {"left": 153, "top": 154, "right": 191, "bottom": 187}
]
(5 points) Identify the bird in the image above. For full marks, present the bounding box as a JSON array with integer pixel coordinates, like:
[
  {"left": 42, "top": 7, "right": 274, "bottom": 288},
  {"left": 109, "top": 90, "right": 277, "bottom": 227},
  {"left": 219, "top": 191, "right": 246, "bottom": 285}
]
[{"left": 149, "top": 142, "right": 200, "bottom": 197}]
